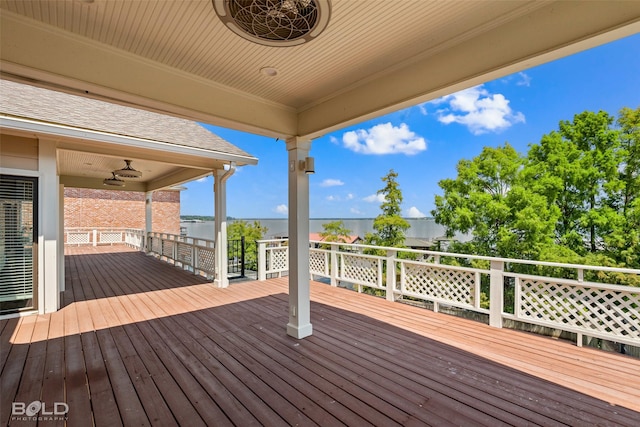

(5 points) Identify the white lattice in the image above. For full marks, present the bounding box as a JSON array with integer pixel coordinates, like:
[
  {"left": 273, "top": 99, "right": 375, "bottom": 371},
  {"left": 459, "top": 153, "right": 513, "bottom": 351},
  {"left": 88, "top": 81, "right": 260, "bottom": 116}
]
[
  {"left": 340, "top": 254, "right": 379, "bottom": 287},
  {"left": 403, "top": 263, "right": 476, "bottom": 307},
  {"left": 177, "top": 242, "right": 193, "bottom": 266},
  {"left": 196, "top": 247, "right": 216, "bottom": 274},
  {"left": 67, "top": 232, "right": 90, "bottom": 245},
  {"left": 309, "top": 250, "right": 328, "bottom": 276},
  {"left": 268, "top": 247, "right": 288, "bottom": 272},
  {"left": 519, "top": 278, "right": 640, "bottom": 341},
  {"left": 100, "top": 231, "right": 123, "bottom": 244}
]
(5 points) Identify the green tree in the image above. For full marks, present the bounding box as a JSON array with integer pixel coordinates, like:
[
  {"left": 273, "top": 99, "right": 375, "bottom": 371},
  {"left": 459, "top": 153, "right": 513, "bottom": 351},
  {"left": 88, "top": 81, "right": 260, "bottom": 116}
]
[
  {"left": 227, "top": 220, "right": 267, "bottom": 270},
  {"left": 526, "top": 111, "right": 621, "bottom": 254},
  {"left": 319, "top": 220, "right": 352, "bottom": 244},
  {"left": 606, "top": 107, "right": 640, "bottom": 267},
  {"left": 432, "top": 108, "right": 640, "bottom": 278},
  {"left": 432, "top": 143, "right": 558, "bottom": 258},
  {"left": 365, "top": 169, "right": 409, "bottom": 249},
  {"left": 617, "top": 107, "right": 640, "bottom": 212}
]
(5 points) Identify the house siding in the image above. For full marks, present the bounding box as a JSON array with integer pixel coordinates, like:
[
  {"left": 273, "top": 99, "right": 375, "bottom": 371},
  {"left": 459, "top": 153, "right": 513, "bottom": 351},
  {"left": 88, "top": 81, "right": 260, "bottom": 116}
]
[{"left": 0, "top": 134, "right": 39, "bottom": 171}]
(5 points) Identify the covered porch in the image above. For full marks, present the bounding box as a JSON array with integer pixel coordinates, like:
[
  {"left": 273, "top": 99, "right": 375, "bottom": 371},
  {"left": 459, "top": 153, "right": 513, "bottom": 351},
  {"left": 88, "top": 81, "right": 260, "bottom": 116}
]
[
  {"left": 2, "top": 245, "right": 639, "bottom": 425},
  {"left": 1, "top": 79, "right": 258, "bottom": 318},
  {"left": 2, "top": 1, "right": 640, "bottom": 340}
]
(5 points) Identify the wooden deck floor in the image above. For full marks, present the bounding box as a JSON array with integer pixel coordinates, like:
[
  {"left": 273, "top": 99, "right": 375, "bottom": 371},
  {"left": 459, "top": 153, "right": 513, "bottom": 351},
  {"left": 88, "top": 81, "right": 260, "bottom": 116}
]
[{"left": 1, "top": 245, "right": 640, "bottom": 426}]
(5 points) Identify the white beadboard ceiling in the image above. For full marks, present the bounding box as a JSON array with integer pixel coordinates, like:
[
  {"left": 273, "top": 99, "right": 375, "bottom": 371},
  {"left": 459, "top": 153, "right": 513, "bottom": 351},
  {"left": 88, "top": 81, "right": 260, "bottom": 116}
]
[
  {"left": 57, "top": 150, "right": 188, "bottom": 183},
  {"left": 54, "top": 146, "right": 214, "bottom": 192},
  {"left": 1, "top": 0, "right": 639, "bottom": 140}
]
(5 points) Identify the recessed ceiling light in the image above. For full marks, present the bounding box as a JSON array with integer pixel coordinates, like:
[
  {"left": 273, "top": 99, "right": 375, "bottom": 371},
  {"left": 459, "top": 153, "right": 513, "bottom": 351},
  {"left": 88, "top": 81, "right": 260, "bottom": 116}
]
[{"left": 260, "top": 67, "right": 279, "bottom": 77}]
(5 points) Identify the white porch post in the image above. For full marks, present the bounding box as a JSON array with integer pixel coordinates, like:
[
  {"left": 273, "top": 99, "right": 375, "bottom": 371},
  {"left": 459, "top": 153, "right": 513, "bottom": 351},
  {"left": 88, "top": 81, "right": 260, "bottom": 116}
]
[
  {"left": 286, "top": 137, "right": 313, "bottom": 339},
  {"left": 145, "top": 191, "right": 153, "bottom": 250},
  {"left": 58, "top": 183, "right": 65, "bottom": 292},
  {"left": 214, "top": 165, "right": 235, "bottom": 288},
  {"left": 38, "top": 139, "right": 60, "bottom": 313}
]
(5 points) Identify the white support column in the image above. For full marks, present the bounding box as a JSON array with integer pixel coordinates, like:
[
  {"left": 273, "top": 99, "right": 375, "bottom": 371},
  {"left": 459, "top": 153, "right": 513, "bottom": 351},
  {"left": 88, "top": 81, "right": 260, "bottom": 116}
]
[
  {"left": 145, "top": 191, "right": 153, "bottom": 251},
  {"left": 58, "top": 183, "right": 65, "bottom": 292},
  {"left": 286, "top": 137, "right": 313, "bottom": 339},
  {"left": 214, "top": 166, "right": 235, "bottom": 288},
  {"left": 38, "top": 139, "right": 60, "bottom": 313}
]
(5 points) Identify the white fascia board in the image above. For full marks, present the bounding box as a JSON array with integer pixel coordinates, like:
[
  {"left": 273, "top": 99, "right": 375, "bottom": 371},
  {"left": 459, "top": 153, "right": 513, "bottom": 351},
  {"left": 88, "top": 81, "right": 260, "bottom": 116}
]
[
  {"left": 146, "top": 169, "right": 214, "bottom": 192},
  {"left": 0, "top": 116, "right": 259, "bottom": 166}
]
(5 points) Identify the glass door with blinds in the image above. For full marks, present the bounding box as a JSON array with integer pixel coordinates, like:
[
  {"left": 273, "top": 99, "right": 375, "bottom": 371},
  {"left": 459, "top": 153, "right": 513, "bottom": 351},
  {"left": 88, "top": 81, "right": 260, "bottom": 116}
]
[{"left": 0, "top": 175, "right": 37, "bottom": 314}]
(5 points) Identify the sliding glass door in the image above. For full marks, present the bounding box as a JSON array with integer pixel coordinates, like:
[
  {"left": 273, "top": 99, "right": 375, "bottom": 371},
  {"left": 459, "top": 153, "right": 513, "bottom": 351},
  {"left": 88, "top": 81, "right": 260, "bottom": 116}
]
[{"left": 0, "top": 175, "right": 37, "bottom": 314}]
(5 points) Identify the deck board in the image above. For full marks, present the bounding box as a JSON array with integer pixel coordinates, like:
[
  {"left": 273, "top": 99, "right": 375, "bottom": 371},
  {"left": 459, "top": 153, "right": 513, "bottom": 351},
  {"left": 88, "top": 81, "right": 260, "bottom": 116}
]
[{"left": 1, "top": 245, "right": 639, "bottom": 426}]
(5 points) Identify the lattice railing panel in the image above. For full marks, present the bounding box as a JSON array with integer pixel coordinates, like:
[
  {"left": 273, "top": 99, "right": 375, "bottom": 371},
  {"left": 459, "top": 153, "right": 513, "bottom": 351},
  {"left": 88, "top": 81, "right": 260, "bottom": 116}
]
[
  {"left": 100, "top": 231, "right": 123, "bottom": 244},
  {"left": 519, "top": 279, "right": 640, "bottom": 341},
  {"left": 341, "top": 254, "right": 379, "bottom": 287},
  {"left": 403, "top": 263, "right": 476, "bottom": 307},
  {"left": 197, "top": 247, "right": 216, "bottom": 274},
  {"left": 177, "top": 242, "right": 193, "bottom": 266},
  {"left": 151, "top": 237, "right": 162, "bottom": 254},
  {"left": 309, "top": 250, "right": 328, "bottom": 276},
  {"left": 267, "top": 247, "right": 288, "bottom": 272},
  {"left": 67, "top": 232, "right": 90, "bottom": 245},
  {"left": 161, "top": 240, "right": 175, "bottom": 258}
]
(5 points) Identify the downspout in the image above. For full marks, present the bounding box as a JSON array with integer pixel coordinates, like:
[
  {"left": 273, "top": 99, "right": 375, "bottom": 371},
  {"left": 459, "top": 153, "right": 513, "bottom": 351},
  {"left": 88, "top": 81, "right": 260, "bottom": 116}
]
[
  {"left": 221, "top": 162, "right": 236, "bottom": 184},
  {"left": 214, "top": 162, "right": 236, "bottom": 287}
]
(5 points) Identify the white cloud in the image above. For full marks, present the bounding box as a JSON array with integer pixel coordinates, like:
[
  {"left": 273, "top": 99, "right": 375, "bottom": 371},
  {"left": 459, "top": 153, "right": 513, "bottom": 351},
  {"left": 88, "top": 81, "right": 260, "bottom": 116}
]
[
  {"left": 406, "top": 206, "right": 426, "bottom": 218},
  {"left": 196, "top": 177, "right": 208, "bottom": 183},
  {"left": 346, "top": 193, "right": 354, "bottom": 200},
  {"left": 350, "top": 207, "right": 363, "bottom": 215},
  {"left": 516, "top": 72, "right": 531, "bottom": 87},
  {"left": 342, "top": 122, "right": 426, "bottom": 155},
  {"left": 320, "top": 178, "right": 344, "bottom": 187},
  {"left": 274, "top": 204, "right": 288, "bottom": 215},
  {"left": 417, "top": 103, "right": 428, "bottom": 115},
  {"left": 364, "top": 193, "right": 386, "bottom": 203},
  {"left": 326, "top": 195, "right": 337, "bottom": 201},
  {"left": 435, "top": 85, "right": 525, "bottom": 135},
  {"left": 329, "top": 136, "right": 339, "bottom": 145}
]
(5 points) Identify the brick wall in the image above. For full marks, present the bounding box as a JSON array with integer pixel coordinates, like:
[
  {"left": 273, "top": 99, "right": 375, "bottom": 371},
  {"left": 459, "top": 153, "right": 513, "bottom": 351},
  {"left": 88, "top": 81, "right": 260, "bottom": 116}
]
[
  {"left": 152, "top": 191, "right": 181, "bottom": 234},
  {"left": 64, "top": 188, "right": 181, "bottom": 234}
]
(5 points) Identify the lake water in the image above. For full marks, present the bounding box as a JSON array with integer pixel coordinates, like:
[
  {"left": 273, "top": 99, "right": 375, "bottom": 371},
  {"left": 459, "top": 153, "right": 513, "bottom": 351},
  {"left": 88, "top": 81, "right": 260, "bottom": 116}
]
[{"left": 181, "top": 218, "right": 469, "bottom": 242}]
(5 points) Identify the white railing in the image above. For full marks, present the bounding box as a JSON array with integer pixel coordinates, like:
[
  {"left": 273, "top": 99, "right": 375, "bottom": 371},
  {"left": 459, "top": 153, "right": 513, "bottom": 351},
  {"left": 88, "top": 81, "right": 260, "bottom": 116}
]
[
  {"left": 124, "top": 229, "right": 145, "bottom": 251},
  {"left": 65, "top": 227, "right": 145, "bottom": 249},
  {"left": 257, "top": 239, "right": 289, "bottom": 280},
  {"left": 146, "top": 232, "right": 216, "bottom": 279},
  {"left": 64, "top": 228, "right": 216, "bottom": 279},
  {"left": 257, "top": 239, "right": 640, "bottom": 347}
]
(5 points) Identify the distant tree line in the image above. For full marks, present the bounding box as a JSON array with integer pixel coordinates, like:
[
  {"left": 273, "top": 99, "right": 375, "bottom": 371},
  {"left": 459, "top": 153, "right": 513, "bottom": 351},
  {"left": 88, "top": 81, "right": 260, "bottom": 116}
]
[
  {"left": 431, "top": 107, "right": 640, "bottom": 282},
  {"left": 181, "top": 215, "right": 242, "bottom": 221},
  {"left": 181, "top": 215, "right": 214, "bottom": 221}
]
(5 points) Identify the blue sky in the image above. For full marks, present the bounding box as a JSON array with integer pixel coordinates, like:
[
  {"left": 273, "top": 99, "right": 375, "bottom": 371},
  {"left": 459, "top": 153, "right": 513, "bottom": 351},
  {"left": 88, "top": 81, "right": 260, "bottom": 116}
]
[{"left": 181, "top": 33, "right": 640, "bottom": 218}]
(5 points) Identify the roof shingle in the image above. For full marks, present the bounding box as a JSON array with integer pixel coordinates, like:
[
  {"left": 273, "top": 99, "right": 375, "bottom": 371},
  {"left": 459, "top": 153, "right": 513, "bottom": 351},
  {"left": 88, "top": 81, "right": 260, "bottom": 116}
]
[{"left": 0, "top": 80, "right": 255, "bottom": 159}]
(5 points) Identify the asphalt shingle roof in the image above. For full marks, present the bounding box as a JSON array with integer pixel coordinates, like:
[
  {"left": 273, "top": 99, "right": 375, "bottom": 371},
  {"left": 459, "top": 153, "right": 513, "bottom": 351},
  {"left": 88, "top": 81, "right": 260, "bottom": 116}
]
[{"left": 0, "top": 79, "right": 255, "bottom": 160}]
